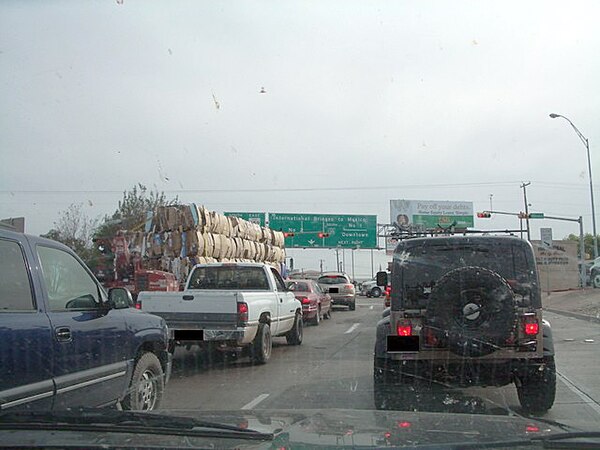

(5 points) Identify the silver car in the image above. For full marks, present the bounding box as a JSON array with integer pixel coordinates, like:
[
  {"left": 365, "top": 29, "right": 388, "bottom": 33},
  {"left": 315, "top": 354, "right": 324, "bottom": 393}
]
[{"left": 317, "top": 272, "right": 356, "bottom": 310}]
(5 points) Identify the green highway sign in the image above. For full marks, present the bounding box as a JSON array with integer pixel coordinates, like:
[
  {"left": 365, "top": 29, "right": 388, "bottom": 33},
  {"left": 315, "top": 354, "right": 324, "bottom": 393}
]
[
  {"left": 529, "top": 213, "right": 545, "bottom": 219},
  {"left": 268, "top": 213, "right": 377, "bottom": 249},
  {"left": 224, "top": 212, "right": 267, "bottom": 226}
]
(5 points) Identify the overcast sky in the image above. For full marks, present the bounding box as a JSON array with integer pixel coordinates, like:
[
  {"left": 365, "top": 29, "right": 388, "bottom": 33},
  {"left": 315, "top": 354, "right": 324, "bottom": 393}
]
[{"left": 2, "top": 1, "right": 600, "bottom": 276}]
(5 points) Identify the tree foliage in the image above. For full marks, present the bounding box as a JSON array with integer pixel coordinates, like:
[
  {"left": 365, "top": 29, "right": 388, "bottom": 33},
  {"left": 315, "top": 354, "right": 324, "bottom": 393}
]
[
  {"left": 565, "top": 233, "right": 599, "bottom": 259},
  {"left": 41, "top": 203, "right": 98, "bottom": 262},
  {"left": 94, "top": 184, "right": 178, "bottom": 239}
]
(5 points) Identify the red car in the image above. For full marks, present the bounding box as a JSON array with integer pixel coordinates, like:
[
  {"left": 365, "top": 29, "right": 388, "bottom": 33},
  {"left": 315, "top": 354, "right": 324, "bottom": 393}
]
[{"left": 286, "top": 279, "right": 332, "bottom": 325}]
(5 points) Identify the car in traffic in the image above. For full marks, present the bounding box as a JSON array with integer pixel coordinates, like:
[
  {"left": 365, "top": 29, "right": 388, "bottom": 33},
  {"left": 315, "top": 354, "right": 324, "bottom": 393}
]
[
  {"left": 286, "top": 279, "right": 332, "bottom": 325},
  {"left": 374, "top": 234, "right": 556, "bottom": 414},
  {"left": 0, "top": 229, "right": 172, "bottom": 411},
  {"left": 317, "top": 272, "right": 356, "bottom": 310}
]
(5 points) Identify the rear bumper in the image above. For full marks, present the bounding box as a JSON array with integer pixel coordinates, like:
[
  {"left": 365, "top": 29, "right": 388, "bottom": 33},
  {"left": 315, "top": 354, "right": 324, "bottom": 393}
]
[
  {"left": 168, "top": 324, "right": 258, "bottom": 346},
  {"left": 330, "top": 294, "right": 355, "bottom": 306}
]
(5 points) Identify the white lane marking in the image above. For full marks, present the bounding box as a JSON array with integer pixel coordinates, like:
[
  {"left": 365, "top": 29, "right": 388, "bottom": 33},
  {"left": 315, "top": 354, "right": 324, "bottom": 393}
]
[
  {"left": 369, "top": 305, "right": 374, "bottom": 310},
  {"left": 241, "top": 393, "right": 269, "bottom": 410},
  {"left": 557, "top": 372, "right": 600, "bottom": 416},
  {"left": 345, "top": 323, "right": 360, "bottom": 334}
]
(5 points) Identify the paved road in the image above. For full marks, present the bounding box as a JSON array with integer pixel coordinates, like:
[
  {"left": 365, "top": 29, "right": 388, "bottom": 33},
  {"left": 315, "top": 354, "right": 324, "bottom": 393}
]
[{"left": 161, "top": 298, "right": 600, "bottom": 431}]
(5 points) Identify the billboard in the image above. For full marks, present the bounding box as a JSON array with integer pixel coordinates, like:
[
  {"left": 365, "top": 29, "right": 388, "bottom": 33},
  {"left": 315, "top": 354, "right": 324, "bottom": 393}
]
[{"left": 390, "top": 199, "right": 474, "bottom": 229}]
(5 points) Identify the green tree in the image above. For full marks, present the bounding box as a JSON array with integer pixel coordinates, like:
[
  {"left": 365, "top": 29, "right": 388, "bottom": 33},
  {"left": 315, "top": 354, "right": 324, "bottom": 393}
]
[
  {"left": 41, "top": 203, "right": 98, "bottom": 262},
  {"left": 565, "top": 233, "right": 599, "bottom": 260},
  {"left": 95, "top": 183, "right": 178, "bottom": 239}
]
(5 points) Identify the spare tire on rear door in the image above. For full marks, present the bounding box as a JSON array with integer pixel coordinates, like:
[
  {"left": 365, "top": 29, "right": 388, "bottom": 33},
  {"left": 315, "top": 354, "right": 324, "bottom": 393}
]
[{"left": 425, "top": 266, "right": 517, "bottom": 358}]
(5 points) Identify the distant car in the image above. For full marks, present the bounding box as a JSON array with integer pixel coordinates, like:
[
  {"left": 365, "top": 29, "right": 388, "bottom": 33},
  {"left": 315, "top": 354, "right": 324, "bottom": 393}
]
[
  {"left": 588, "top": 258, "right": 600, "bottom": 287},
  {"left": 286, "top": 279, "right": 332, "bottom": 325},
  {"left": 361, "top": 278, "right": 389, "bottom": 298},
  {"left": 317, "top": 272, "right": 356, "bottom": 311}
]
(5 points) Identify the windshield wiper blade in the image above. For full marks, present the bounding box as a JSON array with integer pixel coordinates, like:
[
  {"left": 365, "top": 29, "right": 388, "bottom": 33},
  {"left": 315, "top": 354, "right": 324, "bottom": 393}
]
[
  {"left": 530, "top": 431, "right": 600, "bottom": 449},
  {"left": 0, "top": 410, "right": 274, "bottom": 441}
]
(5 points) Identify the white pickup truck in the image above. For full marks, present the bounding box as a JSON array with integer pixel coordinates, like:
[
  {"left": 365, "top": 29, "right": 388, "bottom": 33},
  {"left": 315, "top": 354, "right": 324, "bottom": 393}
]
[{"left": 137, "top": 262, "right": 303, "bottom": 364}]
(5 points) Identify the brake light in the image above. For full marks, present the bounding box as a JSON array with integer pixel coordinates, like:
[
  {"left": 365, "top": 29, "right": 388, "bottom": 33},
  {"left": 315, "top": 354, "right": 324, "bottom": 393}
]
[
  {"left": 524, "top": 322, "right": 539, "bottom": 335},
  {"left": 237, "top": 302, "right": 249, "bottom": 324},
  {"left": 397, "top": 324, "right": 412, "bottom": 336},
  {"left": 344, "top": 284, "right": 354, "bottom": 290},
  {"left": 135, "top": 301, "right": 142, "bottom": 310},
  {"left": 397, "top": 421, "right": 411, "bottom": 429},
  {"left": 299, "top": 296, "right": 311, "bottom": 305}
]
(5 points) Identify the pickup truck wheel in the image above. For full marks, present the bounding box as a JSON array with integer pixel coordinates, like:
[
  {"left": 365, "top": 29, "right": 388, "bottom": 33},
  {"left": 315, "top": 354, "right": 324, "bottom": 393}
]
[
  {"left": 593, "top": 271, "right": 600, "bottom": 288},
  {"left": 251, "top": 323, "right": 272, "bottom": 364},
  {"left": 516, "top": 357, "right": 556, "bottom": 414},
  {"left": 371, "top": 287, "right": 382, "bottom": 298},
  {"left": 286, "top": 313, "right": 303, "bottom": 345},
  {"left": 122, "top": 352, "right": 164, "bottom": 411}
]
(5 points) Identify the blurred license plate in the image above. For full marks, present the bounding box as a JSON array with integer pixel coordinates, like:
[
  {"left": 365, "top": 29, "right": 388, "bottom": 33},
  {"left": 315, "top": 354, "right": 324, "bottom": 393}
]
[
  {"left": 329, "top": 288, "right": 339, "bottom": 293},
  {"left": 174, "top": 330, "right": 204, "bottom": 341},
  {"left": 387, "top": 336, "right": 419, "bottom": 352}
]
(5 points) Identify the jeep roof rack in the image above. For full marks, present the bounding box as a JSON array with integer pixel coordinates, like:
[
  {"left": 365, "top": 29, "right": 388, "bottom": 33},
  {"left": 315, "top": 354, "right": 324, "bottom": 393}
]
[{"left": 390, "top": 227, "right": 524, "bottom": 241}]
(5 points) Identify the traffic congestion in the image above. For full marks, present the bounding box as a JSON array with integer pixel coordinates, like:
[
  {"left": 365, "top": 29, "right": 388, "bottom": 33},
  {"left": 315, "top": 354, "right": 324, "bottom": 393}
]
[{"left": 2, "top": 1, "right": 600, "bottom": 448}]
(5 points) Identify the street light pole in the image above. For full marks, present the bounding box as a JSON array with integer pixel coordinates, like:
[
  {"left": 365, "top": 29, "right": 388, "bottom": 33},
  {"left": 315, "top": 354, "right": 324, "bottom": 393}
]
[
  {"left": 550, "top": 113, "right": 598, "bottom": 259},
  {"left": 521, "top": 182, "right": 531, "bottom": 241}
]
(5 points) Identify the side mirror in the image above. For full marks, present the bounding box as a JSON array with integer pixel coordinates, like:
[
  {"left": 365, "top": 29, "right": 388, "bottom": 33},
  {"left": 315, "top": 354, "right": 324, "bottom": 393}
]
[
  {"left": 376, "top": 271, "right": 388, "bottom": 287},
  {"left": 108, "top": 287, "right": 134, "bottom": 309}
]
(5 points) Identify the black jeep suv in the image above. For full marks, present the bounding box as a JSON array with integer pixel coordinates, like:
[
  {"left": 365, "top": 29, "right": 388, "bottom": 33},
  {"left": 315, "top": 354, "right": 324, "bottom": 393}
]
[{"left": 374, "top": 235, "right": 556, "bottom": 414}]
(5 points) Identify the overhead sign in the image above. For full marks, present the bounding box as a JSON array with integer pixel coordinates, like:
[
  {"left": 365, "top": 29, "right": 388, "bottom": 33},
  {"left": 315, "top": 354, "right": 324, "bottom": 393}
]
[
  {"left": 530, "top": 213, "right": 545, "bottom": 219},
  {"left": 224, "top": 212, "right": 266, "bottom": 226},
  {"left": 269, "top": 213, "right": 377, "bottom": 249},
  {"left": 540, "top": 228, "right": 553, "bottom": 248},
  {"left": 390, "top": 199, "right": 474, "bottom": 229}
]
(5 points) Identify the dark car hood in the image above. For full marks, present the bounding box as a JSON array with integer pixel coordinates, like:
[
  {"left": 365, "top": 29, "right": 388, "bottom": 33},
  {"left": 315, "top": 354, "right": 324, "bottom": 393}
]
[{"left": 0, "top": 408, "right": 560, "bottom": 448}]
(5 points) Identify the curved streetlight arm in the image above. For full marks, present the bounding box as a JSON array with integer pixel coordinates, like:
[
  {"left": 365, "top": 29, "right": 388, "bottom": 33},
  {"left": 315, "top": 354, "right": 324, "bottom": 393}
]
[{"left": 550, "top": 114, "right": 588, "bottom": 147}]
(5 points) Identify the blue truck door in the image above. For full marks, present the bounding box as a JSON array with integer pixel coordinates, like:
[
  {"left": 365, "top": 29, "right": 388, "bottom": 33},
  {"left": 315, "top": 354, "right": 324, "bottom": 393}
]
[
  {"left": 35, "top": 243, "right": 131, "bottom": 409},
  {"left": 0, "top": 236, "right": 54, "bottom": 410}
]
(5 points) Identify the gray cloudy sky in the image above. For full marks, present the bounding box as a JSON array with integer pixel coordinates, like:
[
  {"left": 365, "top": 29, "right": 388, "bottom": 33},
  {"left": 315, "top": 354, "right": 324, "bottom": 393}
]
[{"left": 1, "top": 1, "right": 600, "bottom": 276}]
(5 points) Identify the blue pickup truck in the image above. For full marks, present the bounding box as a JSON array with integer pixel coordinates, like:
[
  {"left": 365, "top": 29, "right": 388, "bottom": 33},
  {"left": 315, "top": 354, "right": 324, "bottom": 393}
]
[{"left": 0, "top": 229, "right": 172, "bottom": 411}]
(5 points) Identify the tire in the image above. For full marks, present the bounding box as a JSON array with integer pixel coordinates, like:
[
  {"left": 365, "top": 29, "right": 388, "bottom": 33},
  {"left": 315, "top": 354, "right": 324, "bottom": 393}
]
[
  {"left": 517, "top": 357, "right": 557, "bottom": 414},
  {"left": 251, "top": 323, "right": 272, "bottom": 364},
  {"left": 348, "top": 301, "right": 356, "bottom": 311},
  {"left": 593, "top": 271, "right": 600, "bottom": 288},
  {"left": 286, "top": 313, "right": 303, "bottom": 345},
  {"left": 371, "top": 287, "right": 382, "bottom": 298},
  {"left": 426, "top": 266, "right": 517, "bottom": 358},
  {"left": 122, "top": 352, "right": 164, "bottom": 411},
  {"left": 311, "top": 307, "right": 321, "bottom": 326}
]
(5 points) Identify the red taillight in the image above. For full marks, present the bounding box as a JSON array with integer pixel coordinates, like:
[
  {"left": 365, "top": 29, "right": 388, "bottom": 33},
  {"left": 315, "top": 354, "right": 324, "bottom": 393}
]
[
  {"left": 384, "top": 431, "right": 391, "bottom": 439},
  {"left": 397, "top": 324, "right": 412, "bottom": 336},
  {"left": 135, "top": 301, "right": 142, "bottom": 310},
  {"left": 344, "top": 284, "right": 354, "bottom": 290},
  {"left": 237, "top": 302, "right": 249, "bottom": 323},
  {"left": 397, "top": 421, "right": 411, "bottom": 429},
  {"left": 525, "top": 425, "right": 540, "bottom": 433},
  {"left": 525, "top": 322, "right": 539, "bottom": 335},
  {"left": 299, "top": 297, "right": 311, "bottom": 305}
]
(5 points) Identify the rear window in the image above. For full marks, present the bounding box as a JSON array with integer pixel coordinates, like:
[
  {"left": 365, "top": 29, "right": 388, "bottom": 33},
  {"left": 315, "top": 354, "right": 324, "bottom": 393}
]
[
  {"left": 395, "top": 241, "right": 534, "bottom": 308},
  {"left": 188, "top": 266, "right": 270, "bottom": 290},
  {"left": 287, "top": 281, "right": 311, "bottom": 292},
  {"left": 318, "top": 275, "right": 348, "bottom": 285}
]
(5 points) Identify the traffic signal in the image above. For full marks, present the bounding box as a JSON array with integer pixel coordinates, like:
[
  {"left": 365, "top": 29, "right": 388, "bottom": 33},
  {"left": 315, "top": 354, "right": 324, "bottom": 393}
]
[
  {"left": 476, "top": 212, "right": 491, "bottom": 218},
  {"left": 518, "top": 212, "right": 528, "bottom": 219},
  {"left": 283, "top": 232, "right": 295, "bottom": 237},
  {"left": 318, "top": 232, "right": 330, "bottom": 238}
]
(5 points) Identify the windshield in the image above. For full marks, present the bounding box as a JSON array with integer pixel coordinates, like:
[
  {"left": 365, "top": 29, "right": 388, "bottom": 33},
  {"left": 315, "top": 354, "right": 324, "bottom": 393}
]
[
  {"left": 286, "top": 281, "right": 311, "bottom": 292},
  {"left": 188, "top": 266, "right": 270, "bottom": 290},
  {"left": 2, "top": 0, "right": 599, "bottom": 446},
  {"left": 318, "top": 276, "right": 349, "bottom": 285}
]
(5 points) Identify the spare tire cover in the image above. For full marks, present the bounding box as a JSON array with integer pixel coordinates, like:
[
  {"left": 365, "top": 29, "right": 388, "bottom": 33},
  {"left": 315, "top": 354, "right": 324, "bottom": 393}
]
[{"left": 426, "top": 266, "right": 517, "bottom": 357}]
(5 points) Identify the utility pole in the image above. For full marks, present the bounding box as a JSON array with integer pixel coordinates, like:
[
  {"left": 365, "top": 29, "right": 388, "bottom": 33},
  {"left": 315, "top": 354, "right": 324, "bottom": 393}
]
[
  {"left": 370, "top": 248, "right": 374, "bottom": 278},
  {"left": 351, "top": 248, "right": 355, "bottom": 282},
  {"left": 342, "top": 249, "right": 346, "bottom": 273},
  {"left": 319, "top": 259, "right": 325, "bottom": 274},
  {"left": 334, "top": 248, "right": 340, "bottom": 273},
  {"left": 489, "top": 193, "right": 494, "bottom": 211},
  {"left": 521, "top": 182, "right": 531, "bottom": 241}
]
